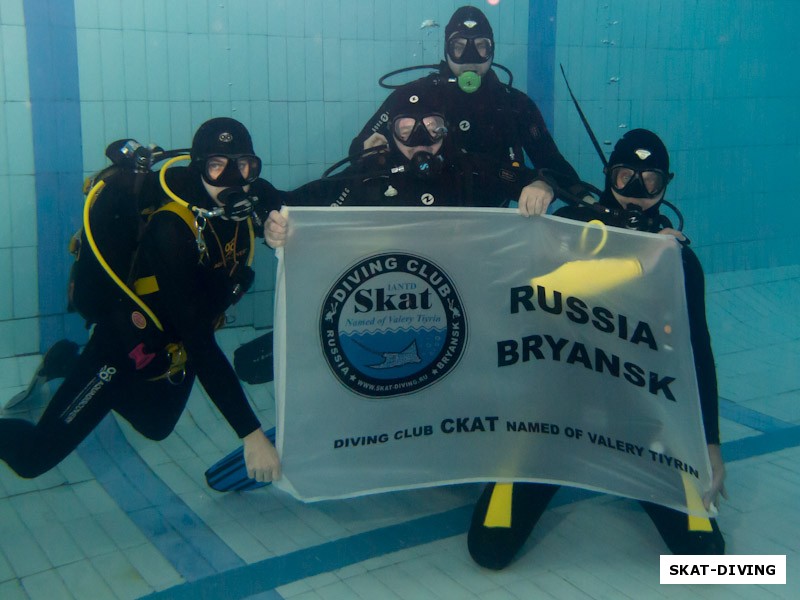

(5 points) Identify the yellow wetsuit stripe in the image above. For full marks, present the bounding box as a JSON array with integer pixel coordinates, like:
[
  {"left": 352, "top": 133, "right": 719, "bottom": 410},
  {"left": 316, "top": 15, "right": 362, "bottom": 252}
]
[
  {"left": 682, "top": 472, "right": 713, "bottom": 532},
  {"left": 483, "top": 482, "right": 514, "bottom": 528}
]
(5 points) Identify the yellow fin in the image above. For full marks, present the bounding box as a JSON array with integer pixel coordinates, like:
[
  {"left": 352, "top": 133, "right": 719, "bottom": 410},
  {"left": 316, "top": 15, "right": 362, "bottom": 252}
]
[
  {"left": 682, "top": 472, "right": 713, "bottom": 532},
  {"left": 483, "top": 483, "right": 514, "bottom": 528}
]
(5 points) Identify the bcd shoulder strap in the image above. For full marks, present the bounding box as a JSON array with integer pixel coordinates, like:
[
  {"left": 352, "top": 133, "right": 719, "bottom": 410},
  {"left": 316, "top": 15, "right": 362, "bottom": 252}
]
[{"left": 133, "top": 201, "right": 200, "bottom": 297}]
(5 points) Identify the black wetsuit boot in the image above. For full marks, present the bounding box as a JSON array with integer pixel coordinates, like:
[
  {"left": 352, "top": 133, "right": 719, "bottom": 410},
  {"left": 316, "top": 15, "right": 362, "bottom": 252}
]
[
  {"left": 467, "top": 482, "right": 560, "bottom": 570},
  {"left": 640, "top": 501, "right": 725, "bottom": 555}
]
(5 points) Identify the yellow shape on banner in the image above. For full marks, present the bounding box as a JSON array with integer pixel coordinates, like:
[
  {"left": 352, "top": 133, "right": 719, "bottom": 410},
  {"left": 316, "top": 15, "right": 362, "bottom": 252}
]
[
  {"left": 483, "top": 483, "right": 514, "bottom": 528},
  {"left": 531, "top": 257, "right": 643, "bottom": 298},
  {"left": 580, "top": 219, "right": 609, "bottom": 256},
  {"left": 681, "top": 472, "right": 713, "bottom": 531}
]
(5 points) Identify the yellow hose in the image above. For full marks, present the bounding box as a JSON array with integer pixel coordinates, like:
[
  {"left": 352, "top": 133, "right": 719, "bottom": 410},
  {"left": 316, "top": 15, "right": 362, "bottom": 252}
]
[
  {"left": 83, "top": 179, "right": 164, "bottom": 331},
  {"left": 159, "top": 153, "right": 256, "bottom": 266},
  {"left": 159, "top": 154, "right": 193, "bottom": 208}
]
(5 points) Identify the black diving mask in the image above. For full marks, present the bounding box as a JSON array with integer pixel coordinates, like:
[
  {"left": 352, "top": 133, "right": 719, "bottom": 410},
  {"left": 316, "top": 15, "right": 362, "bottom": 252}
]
[
  {"left": 447, "top": 36, "right": 493, "bottom": 65},
  {"left": 392, "top": 114, "right": 447, "bottom": 148},
  {"left": 608, "top": 165, "right": 671, "bottom": 199},
  {"left": 201, "top": 154, "right": 262, "bottom": 187}
]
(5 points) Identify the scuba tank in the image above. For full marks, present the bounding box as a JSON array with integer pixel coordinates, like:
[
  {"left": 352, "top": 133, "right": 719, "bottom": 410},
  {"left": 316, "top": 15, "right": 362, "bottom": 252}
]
[{"left": 67, "top": 141, "right": 200, "bottom": 382}]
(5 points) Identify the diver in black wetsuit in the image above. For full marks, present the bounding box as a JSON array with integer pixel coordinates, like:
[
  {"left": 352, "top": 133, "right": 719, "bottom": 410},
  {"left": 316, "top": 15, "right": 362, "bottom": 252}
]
[
  {"left": 286, "top": 80, "right": 535, "bottom": 210},
  {"left": 467, "top": 129, "right": 728, "bottom": 569},
  {"left": 240, "top": 82, "right": 534, "bottom": 385},
  {"left": 349, "top": 5, "right": 592, "bottom": 216},
  {"left": 264, "top": 80, "right": 537, "bottom": 245},
  {"left": 0, "top": 118, "right": 283, "bottom": 483}
]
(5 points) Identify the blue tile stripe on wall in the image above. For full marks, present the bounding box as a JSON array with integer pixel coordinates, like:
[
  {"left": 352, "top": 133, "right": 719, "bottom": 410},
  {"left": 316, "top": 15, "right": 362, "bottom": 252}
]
[
  {"left": 527, "top": 0, "right": 557, "bottom": 131},
  {"left": 22, "top": 0, "right": 85, "bottom": 352}
]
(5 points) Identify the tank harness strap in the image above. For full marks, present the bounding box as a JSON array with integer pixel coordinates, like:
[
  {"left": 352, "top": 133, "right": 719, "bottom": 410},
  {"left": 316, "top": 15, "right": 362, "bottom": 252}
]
[
  {"left": 132, "top": 201, "right": 200, "bottom": 296},
  {"left": 245, "top": 218, "right": 255, "bottom": 267},
  {"left": 133, "top": 276, "right": 159, "bottom": 296},
  {"left": 157, "top": 201, "right": 199, "bottom": 236}
]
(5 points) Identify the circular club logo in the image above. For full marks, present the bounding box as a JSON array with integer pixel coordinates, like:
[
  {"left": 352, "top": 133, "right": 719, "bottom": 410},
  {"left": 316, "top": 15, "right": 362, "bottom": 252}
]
[{"left": 320, "top": 253, "right": 467, "bottom": 398}]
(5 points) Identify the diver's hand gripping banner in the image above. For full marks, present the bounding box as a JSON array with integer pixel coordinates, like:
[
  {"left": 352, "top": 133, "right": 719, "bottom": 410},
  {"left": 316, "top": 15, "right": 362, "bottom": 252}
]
[{"left": 273, "top": 207, "right": 712, "bottom": 516}]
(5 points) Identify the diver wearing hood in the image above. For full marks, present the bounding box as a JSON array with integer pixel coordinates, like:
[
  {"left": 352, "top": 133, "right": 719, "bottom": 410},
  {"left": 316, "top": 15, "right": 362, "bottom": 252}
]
[
  {"left": 275, "top": 83, "right": 534, "bottom": 214},
  {"left": 187, "top": 116, "right": 269, "bottom": 221},
  {"left": 349, "top": 5, "right": 591, "bottom": 215},
  {"left": 0, "top": 118, "right": 283, "bottom": 484},
  {"left": 584, "top": 127, "right": 677, "bottom": 233},
  {"left": 467, "top": 129, "right": 726, "bottom": 570}
]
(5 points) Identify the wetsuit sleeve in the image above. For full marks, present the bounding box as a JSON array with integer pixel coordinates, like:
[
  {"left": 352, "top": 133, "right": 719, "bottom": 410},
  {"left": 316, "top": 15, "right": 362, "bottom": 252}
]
[
  {"left": 348, "top": 98, "right": 393, "bottom": 158},
  {"left": 681, "top": 247, "right": 720, "bottom": 444},
  {"left": 139, "top": 213, "right": 261, "bottom": 438},
  {"left": 251, "top": 178, "right": 290, "bottom": 234},
  {"left": 514, "top": 91, "right": 591, "bottom": 199},
  {"left": 285, "top": 177, "right": 354, "bottom": 207}
]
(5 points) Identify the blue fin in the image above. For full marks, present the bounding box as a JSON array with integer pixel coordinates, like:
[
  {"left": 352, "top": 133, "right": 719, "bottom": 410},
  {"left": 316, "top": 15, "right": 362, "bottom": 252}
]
[{"left": 205, "top": 427, "right": 276, "bottom": 492}]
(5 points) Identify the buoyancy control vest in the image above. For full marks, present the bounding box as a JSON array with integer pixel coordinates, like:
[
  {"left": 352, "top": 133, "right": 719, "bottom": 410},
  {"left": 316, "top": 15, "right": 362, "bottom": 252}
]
[{"left": 67, "top": 145, "right": 256, "bottom": 382}]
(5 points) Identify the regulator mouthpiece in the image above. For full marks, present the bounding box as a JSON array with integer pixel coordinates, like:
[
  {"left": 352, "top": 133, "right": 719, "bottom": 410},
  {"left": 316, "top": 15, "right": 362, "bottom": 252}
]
[
  {"left": 409, "top": 151, "right": 444, "bottom": 179},
  {"left": 457, "top": 71, "right": 482, "bottom": 93}
]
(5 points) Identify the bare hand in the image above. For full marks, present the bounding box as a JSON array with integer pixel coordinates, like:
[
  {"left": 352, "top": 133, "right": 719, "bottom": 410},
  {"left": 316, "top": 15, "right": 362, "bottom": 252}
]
[
  {"left": 703, "top": 443, "right": 728, "bottom": 511},
  {"left": 518, "top": 180, "right": 555, "bottom": 216},
  {"left": 363, "top": 132, "right": 389, "bottom": 151},
  {"left": 243, "top": 428, "right": 281, "bottom": 482},
  {"left": 265, "top": 209, "right": 288, "bottom": 248}
]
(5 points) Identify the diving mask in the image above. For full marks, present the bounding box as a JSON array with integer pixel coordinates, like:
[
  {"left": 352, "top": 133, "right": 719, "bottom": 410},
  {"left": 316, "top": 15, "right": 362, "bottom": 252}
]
[
  {"left": 392, "top": 114, "right": 448, "bottom": 148},
  {"left": 447, "top": 36, "right": 493, "bottom": 65},
  {"left": 201, "top": 154, "right": 262, "bottom": 188},
  {"left": 609, "top": 165, "right": 671, "bottom": 199}
]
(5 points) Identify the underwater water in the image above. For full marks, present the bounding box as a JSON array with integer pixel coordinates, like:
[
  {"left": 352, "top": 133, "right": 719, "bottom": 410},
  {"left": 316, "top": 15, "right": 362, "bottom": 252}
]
[{"left": 0, "top": 1, "right": 798, "bottom": 598}]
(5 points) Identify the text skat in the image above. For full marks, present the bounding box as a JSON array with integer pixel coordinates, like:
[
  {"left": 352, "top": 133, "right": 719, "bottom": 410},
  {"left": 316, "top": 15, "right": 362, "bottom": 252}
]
[
  {"left": 510, "top": 285, "right": 658, "bottom": 351},
  {"left": 497, "top": 334, "right": 677, "bottom": 400},
  {"left": 354, "top": 287, "right": 433, "bottom": 312}
]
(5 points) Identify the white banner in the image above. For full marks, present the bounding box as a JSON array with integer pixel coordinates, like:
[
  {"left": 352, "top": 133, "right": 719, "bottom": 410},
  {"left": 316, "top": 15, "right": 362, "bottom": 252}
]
[{"left": 273, "top": 207, "right": 712, "bottom": 516}]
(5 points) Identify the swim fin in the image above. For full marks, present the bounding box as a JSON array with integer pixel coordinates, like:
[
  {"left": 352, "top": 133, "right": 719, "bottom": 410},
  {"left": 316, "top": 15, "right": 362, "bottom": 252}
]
[
  {"left": 2, "top": 339, "right": 79, "bottom": 420},
  {"left": 205, "top": 426, "right": 277, "bottom": 492},
  {"left": 233, "top": 330, "right": 274, "bottom": 384}
]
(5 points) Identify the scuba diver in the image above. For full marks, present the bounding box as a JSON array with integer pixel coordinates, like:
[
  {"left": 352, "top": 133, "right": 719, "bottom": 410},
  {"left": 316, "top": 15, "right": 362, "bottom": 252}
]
[
  {"left": 264, "top": 79, "right": 539, "bottom": 245},
  {"left": 467, "top": 129, "right": 727, "bottom": 570},
  {"left": 241, "top": 80, "right": 536, "bottom": 387},
  {"left": 0, "top": 118, "right": 283, "bottom": 484},
  {"left": 349, "top": 5, "right": 593, "bottom": 216}
]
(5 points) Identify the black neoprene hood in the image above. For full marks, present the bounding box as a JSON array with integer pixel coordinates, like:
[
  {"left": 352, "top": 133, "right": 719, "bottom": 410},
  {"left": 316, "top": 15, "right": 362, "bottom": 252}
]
[
  {"left": 191, "top": 117, "right": 255, "bottom": 160},
  {"left": 445, "top": 6, "right": 494, "bottom": 45}
]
